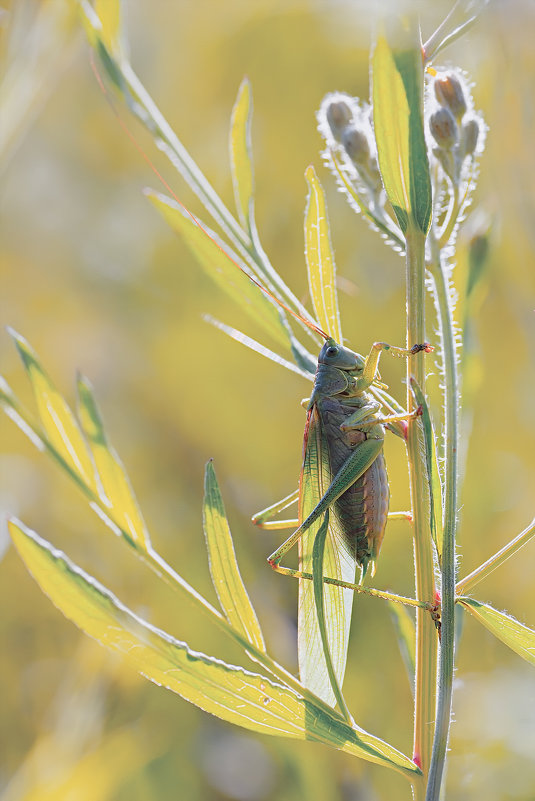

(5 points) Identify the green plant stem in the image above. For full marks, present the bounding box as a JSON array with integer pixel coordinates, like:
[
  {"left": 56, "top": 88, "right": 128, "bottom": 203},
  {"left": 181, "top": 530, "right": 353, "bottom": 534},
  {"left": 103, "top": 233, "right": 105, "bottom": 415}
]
[
  {"left": 426, "top": 241, "right": 459, "bottom": 801},
  {"left": 456, "top": 517, "right": 535, "bottom": 595},
  {"left": 405, "top": 228, "right": 437, "bottom": 795},
  {"left": 437, "top": 187, "right": 460, "bottom": 250}
]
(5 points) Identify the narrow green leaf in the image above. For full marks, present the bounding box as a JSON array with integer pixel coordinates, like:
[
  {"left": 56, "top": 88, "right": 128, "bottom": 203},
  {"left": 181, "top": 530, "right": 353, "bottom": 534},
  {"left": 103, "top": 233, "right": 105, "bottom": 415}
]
[
  {"left": 312, "top": 511, "right": 351, "bottom": 722},
  {"left": 304, "top": 166, "right": 343, "bottom": 343},
  {"left": 76, "top": 0, "right": 102, "bottom": 50},
  {"left": 299, "top": 407, "right": 355, "bottom": 708},
  {"left": 411, "top": 378, "right": 443, "bottom": 563},
  {"left": 230, "top": 78, "right": 254, "bottom": 229},
  {"left": 203, "top": 315, "right": 314, "bottom": 381},
  {"left": 388, "top": 601, "right": 416, "bottom": 695},
  {"left": 203, "top": 460, "right": 265, "bottom": 652},
  {"left": 145, "top": 190, "right": 289, "bottom": 350},
  {"left": 77, "top": 376, "right": 151, "bottom": 551},
  {"left": 423, "top": 1, "right": 487, "bottom": 62},
  {"left": 372, "top": 27, "right": 432, "bottom": 234},
  {"left": 9, "top": 330, "right": 97, "bottom": 493},
  {"left": 95, "top": 0, "right": 122, "bottom": 54},
  {"left": 9, "top": 521, "right": 420, "bottom": 777},
  {"left": 1, "top": 366, "right": 256, "bottom": 634},
  {"left": 458, "top": 597, "right": 535, "bottom": 666}
]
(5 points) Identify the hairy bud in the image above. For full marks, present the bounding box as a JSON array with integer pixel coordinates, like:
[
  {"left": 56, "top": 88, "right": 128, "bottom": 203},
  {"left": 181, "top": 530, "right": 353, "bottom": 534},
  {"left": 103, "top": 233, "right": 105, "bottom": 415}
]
[
  {"left": 434, "top": 74, "right": 467, "bottom": 119},
  {"left": 462, "top": 118, "right": 480, "bottom": 155},
  {"left": 429, "top": 107, "right": 458, "bottom": 149},
  {"left": 325, "top": 100, "right": 354, "bottom": 141},
  {"left": 342, "top": 126, "right": 370, "bottom": 165}
]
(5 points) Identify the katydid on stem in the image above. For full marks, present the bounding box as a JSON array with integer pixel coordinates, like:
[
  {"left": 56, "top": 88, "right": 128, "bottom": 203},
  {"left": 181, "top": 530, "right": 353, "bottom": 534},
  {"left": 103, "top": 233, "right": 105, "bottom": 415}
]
[
  {"left": 250, "top": 325, "right": 435, "bottom": 709},
  {"left": 253, "top": 335, "right": 433, "bottom": 593}
]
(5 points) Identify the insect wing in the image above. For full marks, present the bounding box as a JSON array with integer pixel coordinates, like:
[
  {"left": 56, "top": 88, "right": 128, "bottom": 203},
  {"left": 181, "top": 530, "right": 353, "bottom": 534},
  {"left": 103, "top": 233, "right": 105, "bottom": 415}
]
[{"left": 298, "top": 406, "right": 356, "bottom": 707}]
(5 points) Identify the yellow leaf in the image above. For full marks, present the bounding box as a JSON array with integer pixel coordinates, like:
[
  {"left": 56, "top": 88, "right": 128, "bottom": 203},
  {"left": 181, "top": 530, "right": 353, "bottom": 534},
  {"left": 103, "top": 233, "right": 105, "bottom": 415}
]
[
  {"left": 146, "top": 190, "right": 289, "bottom": 349},
  {"left": 459, "top": 598, "right": 535, "bottom": 666},
  {"left": 9, "top": 520, "right": 421, "bottom": 778},
  {"left": 77, "top": 376, "right": 150, "bottom": 551},
  {"left": 304, "top": 167, "right": 343, "bottom": 343},
  {"left": 203, "top": 461, "right": 265, "bottom": 651},
  {"left": 372, "top": 27, "right": 431, "bottom": 234},
  {"left": 230, "top": 78, "right": 254, "bottom": 229},
  {"left": 10, "top": 330, "right": 96, "bottom": 492},
  {"left": 95, "top": 0, "right": 122, "bottom": 53}
]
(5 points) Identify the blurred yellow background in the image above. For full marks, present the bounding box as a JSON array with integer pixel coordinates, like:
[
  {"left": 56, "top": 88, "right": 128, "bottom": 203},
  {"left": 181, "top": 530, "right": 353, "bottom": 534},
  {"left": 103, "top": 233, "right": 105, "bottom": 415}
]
[{"left": 1, "top": 1, "right": 534, "bottom": 800}]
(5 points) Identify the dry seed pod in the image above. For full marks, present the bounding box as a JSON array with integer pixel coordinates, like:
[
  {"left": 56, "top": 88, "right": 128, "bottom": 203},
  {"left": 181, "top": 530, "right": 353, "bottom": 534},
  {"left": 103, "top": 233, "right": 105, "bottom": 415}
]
[
  {"left": 434, "top": 74, "right": 467, "bottom": 119},
  {"left": 429, "top": 107, "right": 458, "bottom": 149}
]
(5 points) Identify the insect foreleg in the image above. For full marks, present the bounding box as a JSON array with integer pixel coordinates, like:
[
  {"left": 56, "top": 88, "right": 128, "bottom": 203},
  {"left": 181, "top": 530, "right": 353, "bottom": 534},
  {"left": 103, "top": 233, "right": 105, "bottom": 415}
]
[
  {"left": 342, "top": 405, "right": 423, "bottom": 432},
  {"left": 358, "top": 341, "right": 433, "bottom": 389}
]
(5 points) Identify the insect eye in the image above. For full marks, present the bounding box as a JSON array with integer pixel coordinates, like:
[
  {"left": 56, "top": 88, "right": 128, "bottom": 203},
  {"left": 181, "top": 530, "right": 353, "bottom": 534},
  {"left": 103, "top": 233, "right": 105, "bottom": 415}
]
[{"left": 326, "top": 346, "right": 338, "bottom": 356}]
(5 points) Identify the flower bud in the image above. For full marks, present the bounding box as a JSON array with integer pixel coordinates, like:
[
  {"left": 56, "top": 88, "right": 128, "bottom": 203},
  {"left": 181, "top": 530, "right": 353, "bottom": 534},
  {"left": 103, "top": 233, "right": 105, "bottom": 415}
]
[
  {"left": 462, "top": 118, "right": 480, "bottom": 155},
  {"left": 429, "top": 107, "right": 458, "bottom": 149},
  {"left": 325, "top": 100, "right": 354, "bottom": 141},
  {"left": 434, "top": 74, "right": 467, "bottom": 119},
  {"left": 342, "top": 126, "right": 370, "bottom": 165}
]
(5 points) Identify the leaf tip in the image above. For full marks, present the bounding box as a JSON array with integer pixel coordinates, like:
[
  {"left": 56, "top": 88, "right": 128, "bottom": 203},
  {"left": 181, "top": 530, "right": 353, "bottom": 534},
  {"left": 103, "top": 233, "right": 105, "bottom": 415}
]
[
  {"left": 7, "top": 517, "right": 31, "bottom": 547},
  {"left": 238, "top": 75, "right": 251, "bottom": 94}
]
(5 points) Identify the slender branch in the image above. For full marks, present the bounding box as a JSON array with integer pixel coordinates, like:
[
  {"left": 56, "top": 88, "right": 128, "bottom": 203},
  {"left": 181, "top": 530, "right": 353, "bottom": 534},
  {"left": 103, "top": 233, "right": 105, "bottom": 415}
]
[
  {"left": 405, "top": 228, "right": 437, "bottom": 791},
  {"left": 456, "top": 517, "right": 535, "bottom": 595},
  {"left": 437, "top": 186, "right": 460, "bottom": 250},
  {"left": 425, "top": 240, "right": 459, "bottom": 800}
]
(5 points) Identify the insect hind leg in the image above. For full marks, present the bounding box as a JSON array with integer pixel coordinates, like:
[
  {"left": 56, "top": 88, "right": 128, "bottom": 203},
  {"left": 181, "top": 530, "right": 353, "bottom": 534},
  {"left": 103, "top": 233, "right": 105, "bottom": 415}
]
[{"left": 268, "top": 524, "right": 435, "bottom": 612}]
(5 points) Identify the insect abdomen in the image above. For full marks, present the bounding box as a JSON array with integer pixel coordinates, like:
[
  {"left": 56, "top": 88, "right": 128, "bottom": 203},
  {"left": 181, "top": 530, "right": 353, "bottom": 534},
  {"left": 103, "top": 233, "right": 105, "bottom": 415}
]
[{"left": 319, "top": 397, "right": 389, "bottom": 573}]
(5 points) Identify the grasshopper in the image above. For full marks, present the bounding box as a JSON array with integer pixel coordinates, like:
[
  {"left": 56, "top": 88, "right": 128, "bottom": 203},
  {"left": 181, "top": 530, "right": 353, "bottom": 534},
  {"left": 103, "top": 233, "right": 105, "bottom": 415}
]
[
  {"left": 252, "top": 330, "right": 432, "bottom": 704},
  {"left": 253, "top": 336, "right": 431, "bottom": 582}
]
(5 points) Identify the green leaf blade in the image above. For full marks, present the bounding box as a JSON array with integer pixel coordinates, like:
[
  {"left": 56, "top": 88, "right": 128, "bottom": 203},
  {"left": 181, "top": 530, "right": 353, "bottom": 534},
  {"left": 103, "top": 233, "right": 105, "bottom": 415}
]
[
  {"left": 372, "top": 29, "right": 432, "bottom": 235},
  {"left": 9, "top": 520, "right": 420, "bottom": 777},
  {"left": 458, "top": 598, "right": 535, "bottom": 666},
  {"left": 77, "top": 376, "right": 151, "bottom": 552},
  {"left": 94, "top": 0, "right": 122, "bottom": 54},
  {"left": 304, "top": 166, "right": 343, "bottom": 343},
  {"left": 298, "top": 408, "right": 355, "bottom": 709},
  {"left": 145, "top": 190, "right": 289, "bottom": 350},
  {"left": 9, "top": 330, "right": 97, "bottom": 492},
  {"left": 312, "top": 511, "right": 351, "bottom": 722},
  {"left": 230, "top": 78, "right": 254, "bottom": 229},
  {"left": 203, "top": 460, "right": 265, "bottom": 653}
]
